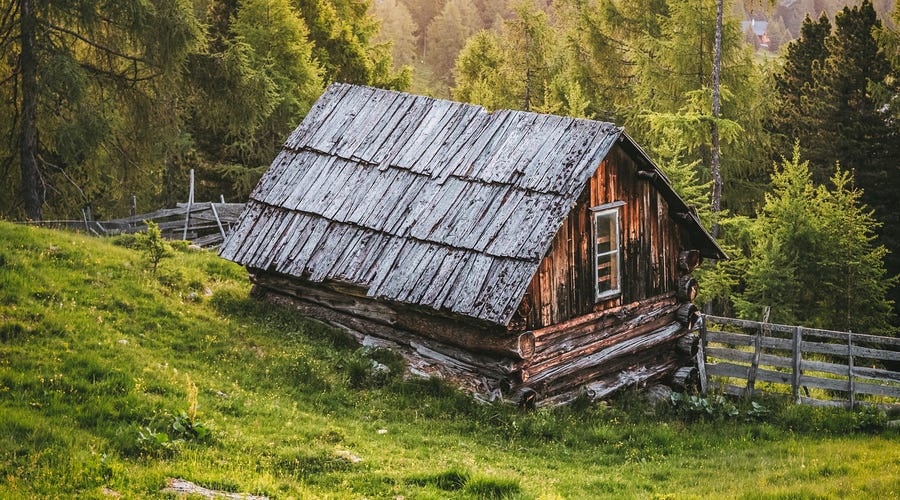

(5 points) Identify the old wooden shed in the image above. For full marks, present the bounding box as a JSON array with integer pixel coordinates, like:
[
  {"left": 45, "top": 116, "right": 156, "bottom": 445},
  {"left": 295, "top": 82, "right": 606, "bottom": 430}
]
[{"left": 220, "top": 83, "right": 726, "bottom": 406}]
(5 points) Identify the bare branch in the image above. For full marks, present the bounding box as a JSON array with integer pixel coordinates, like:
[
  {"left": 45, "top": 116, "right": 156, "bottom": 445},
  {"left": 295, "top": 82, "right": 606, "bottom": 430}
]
[
  {"left": 36, "top": 152, "right": 87, "bottom": 202},
  {"left": 78, "top": 61, "right": 160, "bottom": 84},
  {"left": 44, "top": 21, "right": 148, "bottom": 65}
]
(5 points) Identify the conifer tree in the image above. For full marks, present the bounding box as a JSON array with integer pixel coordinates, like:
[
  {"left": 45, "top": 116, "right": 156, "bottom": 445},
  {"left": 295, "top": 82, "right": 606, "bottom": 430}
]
[
  {"left": 0, "top": 0, "right": 203, "bottom": 219},
  {"left": 808, "top": 1, "right": 892, "bottom": 183},
  {"left": 735, "top": 145, "right": 895, "bottom": 333},
  {"left": 425, "top": 0, "right": 481, "bottom": 91},
  {"left": 371, "top": 0, "right": 419, "bottom": 68},
  {"left": 770, "top": 12, "right": 831, "bottom": 159},
  {"left": 295, "top": 0, "right": 410, "bottom": 89}
]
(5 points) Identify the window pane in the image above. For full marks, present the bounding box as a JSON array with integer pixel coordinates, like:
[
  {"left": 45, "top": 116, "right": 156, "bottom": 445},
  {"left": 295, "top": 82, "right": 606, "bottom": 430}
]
[
  {"left": 594, "top": 208, "right": 620, "bottom": 298},
  {"left": 595, "top": 213, "right": 613, "bottom": 254}
]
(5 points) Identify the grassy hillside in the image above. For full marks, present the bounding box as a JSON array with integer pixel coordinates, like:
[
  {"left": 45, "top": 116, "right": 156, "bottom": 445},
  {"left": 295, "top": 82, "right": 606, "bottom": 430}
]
[{"left": 0, "top": 222, "right": 897, "bottom": 498}]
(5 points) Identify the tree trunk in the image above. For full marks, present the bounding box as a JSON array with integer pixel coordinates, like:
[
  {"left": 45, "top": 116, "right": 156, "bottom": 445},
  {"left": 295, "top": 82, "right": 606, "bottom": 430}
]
[
  {"left": 710, "top": 0, "right": 724, "bottom": 238},
  {"left": 19, "top": 0, "right": 41, "bottom": 220}
]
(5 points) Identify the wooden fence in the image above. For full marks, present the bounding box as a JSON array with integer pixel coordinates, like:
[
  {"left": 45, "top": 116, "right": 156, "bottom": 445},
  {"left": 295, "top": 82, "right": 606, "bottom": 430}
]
[
  {"left": 698, "top": 314, "right": 900, "bottom": 408},
  {"left": 22, "top": 202, "right": 245, "bottom": 248}
]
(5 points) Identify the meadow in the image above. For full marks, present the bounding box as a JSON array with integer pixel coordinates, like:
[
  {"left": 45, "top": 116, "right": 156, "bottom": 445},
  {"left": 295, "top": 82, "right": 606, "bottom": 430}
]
[{"left": 0, "top": 222, "right": 897, "bottom": 498}]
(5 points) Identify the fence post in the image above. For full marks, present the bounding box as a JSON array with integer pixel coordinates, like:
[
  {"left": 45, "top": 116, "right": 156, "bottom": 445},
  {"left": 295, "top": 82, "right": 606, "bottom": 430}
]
[
  {"left": 182, "top": 169, "right": 195, "bottom": 241},
  {"left": 848, "top": 331, "right": 855, "bottom": 409},
  {"left": 209, "top": 202, "right": 227, "bottom": 240},
  {"left": 745, "top": 307, "right": 770, "bottom": 399},
  {"left": 791, "top": 326, "right": 802, "bottom": 403},
  {"left": 697, "top": 315, "right": 708, "bottom": 396}
]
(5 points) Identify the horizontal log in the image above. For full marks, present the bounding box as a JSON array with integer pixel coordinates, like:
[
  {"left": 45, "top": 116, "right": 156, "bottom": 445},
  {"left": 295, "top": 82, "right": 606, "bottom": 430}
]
[
  {"left": 675, "top": 303, "right": 699, "bottom": 329},
  {"left": 676, "top": 334, "right": 699, "bottom": 356},
  {"left": 707, "top": 362, "right": 792, "bottom": 385},
  {"left": 583, "top": 361, "right": 679, "bottom": 402},
  {"left": 532, "top": 293, "right": 677, "bottom": 340},
  {"left": 670, "top": 366, "right": 698, "bottom": 391},
  {"left": 705, "top": 330, "right": 758, "bottom": 347},
  {"left": 528, "top": 311, "right": 679, "bottom": 372},
  {"left": 678, "top": 250, "right": 702, "bottom": 273},
  {"left": 709, "top": 330, "right": 899, "bottom": 363},
  {"left": 253, "top": 273, "right": 534, "bottom": 360},
  {"left": 708, "top": 361, "right": 900, "bottom": 399},
  {"left": 799, "top": 375, "right": 900, "bottom": 398},
  {"left": 523, "top": 322, "right": 684, "bottom": 388},
  {"left": 263, "top": 291, "right": 521, "bottom": 381},
  {"left": 800, "top": 340, "right": 900, "bottom": 363},
  {"left": 676, "top": 275, "right": 698, "bottom": 303},
  {"left": 526, "top": 354, "right": 680, "bottom": 407},
  {"left": 539, "top": 344, "right": 681, "bottom": 398}
]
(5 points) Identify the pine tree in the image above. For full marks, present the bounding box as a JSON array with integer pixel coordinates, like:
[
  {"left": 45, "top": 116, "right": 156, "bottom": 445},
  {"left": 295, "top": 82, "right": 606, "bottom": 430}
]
[
  {"left": 770, "top": 13, "right": 831, "bottom": 176},
  {"left": 735, "top": 145, "right": 896, "bottom": 333},
  {"left": 0, "top": 0, "right": 203, "bottom": 219},
  {"left": 295, "top": 0, "right": 410, "bottom": 89}
]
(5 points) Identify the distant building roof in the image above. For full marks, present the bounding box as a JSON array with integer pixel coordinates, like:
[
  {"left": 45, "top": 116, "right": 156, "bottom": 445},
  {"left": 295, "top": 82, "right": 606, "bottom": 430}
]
[{"left": 220, "top": 83, "right": 724, "bottom": 325}]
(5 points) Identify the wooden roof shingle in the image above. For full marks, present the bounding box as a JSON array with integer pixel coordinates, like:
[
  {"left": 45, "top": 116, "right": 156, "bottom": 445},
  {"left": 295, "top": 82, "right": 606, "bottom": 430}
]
[{"left": 220, "top": 83, "right": 724, "bottom": 325}]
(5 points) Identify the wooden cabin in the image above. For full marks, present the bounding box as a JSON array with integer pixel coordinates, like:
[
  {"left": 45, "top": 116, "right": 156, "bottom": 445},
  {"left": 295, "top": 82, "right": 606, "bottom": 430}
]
[{"left": 219, "top": 83, "right": 726, "bottom": 406}]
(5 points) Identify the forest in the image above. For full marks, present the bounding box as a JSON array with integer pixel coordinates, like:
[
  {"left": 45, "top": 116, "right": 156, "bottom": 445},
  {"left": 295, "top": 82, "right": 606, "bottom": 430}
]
[{"left": 0, "top": 0, "right": 898, "bottom": 332}]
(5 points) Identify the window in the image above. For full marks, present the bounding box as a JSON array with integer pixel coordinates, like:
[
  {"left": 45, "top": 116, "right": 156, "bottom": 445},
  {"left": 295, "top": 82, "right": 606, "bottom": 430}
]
[{"left": 592, "top": 202, "right": 624, "bottom": 300}]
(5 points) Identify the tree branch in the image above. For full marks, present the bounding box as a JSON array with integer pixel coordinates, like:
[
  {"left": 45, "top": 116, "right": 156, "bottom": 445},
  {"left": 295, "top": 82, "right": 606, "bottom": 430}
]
[
  {"left": 44, "top": 21, "right": 148, "bottom": 65},
  {"left": 78, "top": 61, "right": 160, "bottom": 84}
]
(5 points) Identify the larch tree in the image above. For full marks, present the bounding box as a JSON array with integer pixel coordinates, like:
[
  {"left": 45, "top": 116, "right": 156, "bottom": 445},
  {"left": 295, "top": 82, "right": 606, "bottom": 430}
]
[
  {"left": 295, "top": 0, "right": 410, "bottom": 89},
  {"left": 0, "top": 0, "right": 203, "bottom": 220}
]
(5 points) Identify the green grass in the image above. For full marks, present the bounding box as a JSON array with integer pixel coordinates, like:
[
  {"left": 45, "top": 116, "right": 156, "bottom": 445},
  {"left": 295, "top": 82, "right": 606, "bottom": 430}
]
[{"left": 0, "top": 221, "right": 898, "bottom": 499}]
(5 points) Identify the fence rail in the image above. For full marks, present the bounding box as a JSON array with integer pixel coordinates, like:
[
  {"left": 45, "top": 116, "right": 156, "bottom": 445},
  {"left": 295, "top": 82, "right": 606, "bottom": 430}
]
[
  {"left": 699, "top": 314, "right": 900, "bottom": 408},
  {"left": 21, "top": 202, "right": 245, "bottom": 248}
]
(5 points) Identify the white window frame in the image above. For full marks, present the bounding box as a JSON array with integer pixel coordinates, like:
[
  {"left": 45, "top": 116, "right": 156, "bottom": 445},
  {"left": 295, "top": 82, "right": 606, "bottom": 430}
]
[{"left": 591, "top": 201, "right": 625, "bottom": 301}]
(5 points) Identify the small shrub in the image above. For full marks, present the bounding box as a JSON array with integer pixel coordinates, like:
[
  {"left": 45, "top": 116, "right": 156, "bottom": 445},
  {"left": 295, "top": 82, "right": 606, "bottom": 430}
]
[
  {"left": 670, "top": 393, "right": 739, "bottom": 421},
  {"left": 137, "top": 221, "right": 172, "bottom": 273},
  {"left": 110, "top": 233, "right": 141, "bottom": 249},
  {"left": 169, "top": 240, "right": 191, "bottom": 252},
  {"left": 851, "top": 405, "right": 887, "bottom": 432}
]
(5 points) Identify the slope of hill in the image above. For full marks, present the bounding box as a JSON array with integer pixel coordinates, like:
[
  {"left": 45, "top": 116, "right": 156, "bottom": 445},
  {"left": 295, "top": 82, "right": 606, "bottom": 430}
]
[{"left": 0, "top": 222, "right": 897, "bottom": 498}]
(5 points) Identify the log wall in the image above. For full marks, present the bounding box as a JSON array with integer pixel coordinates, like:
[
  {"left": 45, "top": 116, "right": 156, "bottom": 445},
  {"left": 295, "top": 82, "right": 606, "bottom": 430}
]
[
  {"left": 521, "top": 143, "right": 685, "bottom": 329},
  {"left": 253, "top": 272, "right": 690, "bottom": 406}
]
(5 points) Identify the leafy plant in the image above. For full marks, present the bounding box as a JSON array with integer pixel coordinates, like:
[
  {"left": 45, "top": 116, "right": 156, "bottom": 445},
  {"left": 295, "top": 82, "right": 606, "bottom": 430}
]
[
  {"left": 670, "top": 393, "right": 739, "bottom": 421},
  {"left": 137, "top": 221, "right": 172, "bottom": 273}
]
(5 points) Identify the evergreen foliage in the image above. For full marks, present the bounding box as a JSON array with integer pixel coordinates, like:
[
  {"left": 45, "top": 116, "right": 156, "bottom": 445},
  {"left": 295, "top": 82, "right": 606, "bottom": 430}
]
[
  {"left": 771, "top": 1, "right": 899, "bottom": 326},
  {"left": 733, "top": 145, "right": 895, "bottom": 333},
  {"left": 425, "top": 0, "right": 481, "bottom": 91}
]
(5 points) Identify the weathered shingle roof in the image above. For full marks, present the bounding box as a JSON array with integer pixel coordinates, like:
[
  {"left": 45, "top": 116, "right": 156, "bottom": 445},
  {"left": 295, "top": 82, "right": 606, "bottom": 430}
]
[{"left": 220, "top": 83, "right": 723, "bottom": 325}]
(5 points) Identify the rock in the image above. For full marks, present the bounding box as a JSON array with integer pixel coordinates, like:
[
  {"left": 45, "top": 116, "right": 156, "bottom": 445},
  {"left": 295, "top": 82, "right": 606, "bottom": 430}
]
[
  {"left": 162, "top": 478, "right": 269, "bottom": 499},
  {"left": 335, "top": 450, "right": 363, "bottom": 463},
  {"left": 644, "top": 384, "right": 674, "bottom": 406}
]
